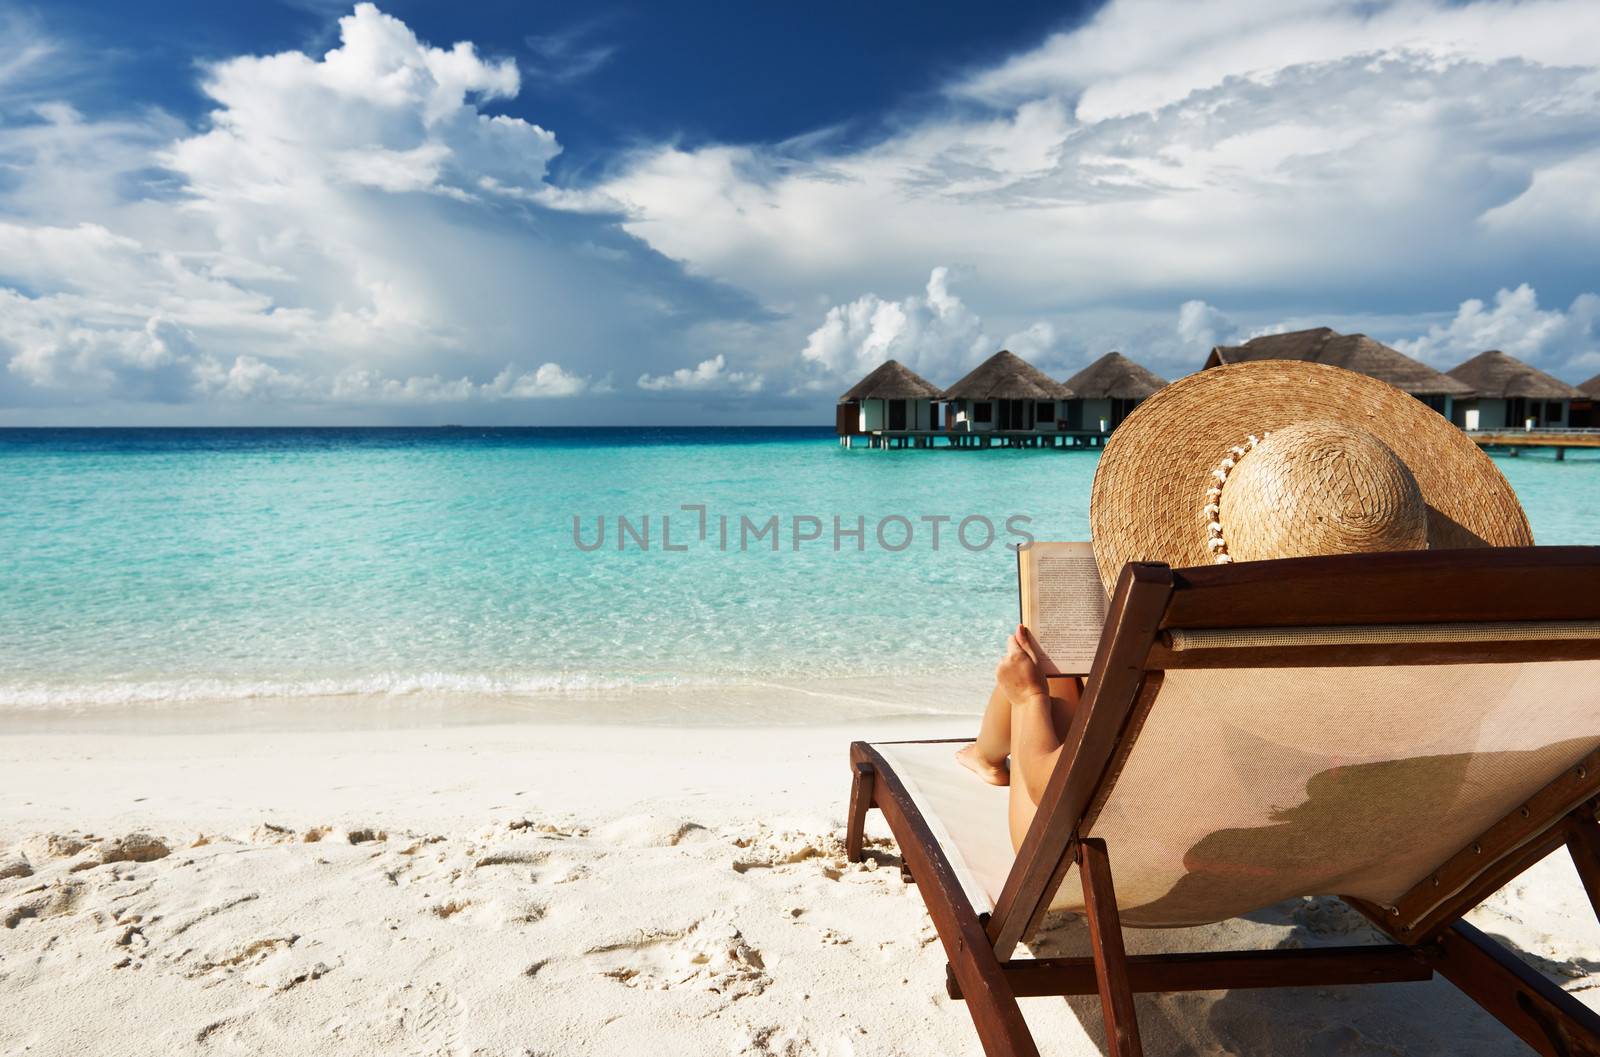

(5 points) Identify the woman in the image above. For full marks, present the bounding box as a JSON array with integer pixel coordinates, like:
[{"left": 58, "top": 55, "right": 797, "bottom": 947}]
[
  {"left": 951, "top": 367, "right": 1532, "bottom": 854},
  {"left": 955, "top": 624, "right": 1081, "bottom": 848}
]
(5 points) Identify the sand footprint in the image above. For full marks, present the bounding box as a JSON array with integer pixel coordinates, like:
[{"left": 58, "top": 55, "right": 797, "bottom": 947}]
[
  {"left": 505, "top": 817, "right": 589, "bottom": 839},
  {"left": 472, "top": 845, "right": 551, "bottom": 869},
  {"left": 596, "top": 814, "right": 706, "bottom": 849},
  {"left": 17, "top": 832, "right": 91, "bottom": 861},
  {"left": 585, "top": 920, "right": 768, "bottom": 1000},
  {"left": 0, "top": 852, "right": 33, "bottom": 880},
  {"left": 3, "top": 879, "right": 85, "bottom": 929},
  {"left": 181, "top": 933, "right": 300, "bottom": 978},
  {"left": 728, "top": 827, "right": 857, "bottom": 878},
  {"left": 549, "top": 862, "right": 590, "bottom": 885},
  {"left": 395, "top": 981, "right": 467, "bottom": 1057},
  {"left": 732, "top": 1022, "right": 824, "bottom": 1057},
  {"left": 429, "top": 899, "right": 473, "bottom": 919}
]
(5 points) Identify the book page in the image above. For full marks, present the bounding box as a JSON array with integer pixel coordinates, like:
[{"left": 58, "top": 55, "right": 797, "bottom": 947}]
[{"left": 1017, "top": 541, "right": 1109, "bottom": 676}]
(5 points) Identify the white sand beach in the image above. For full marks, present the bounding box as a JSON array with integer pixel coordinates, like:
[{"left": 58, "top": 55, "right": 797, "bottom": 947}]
[{"left": 2, "top": 700, "right": 1599, "bottom": 1057}]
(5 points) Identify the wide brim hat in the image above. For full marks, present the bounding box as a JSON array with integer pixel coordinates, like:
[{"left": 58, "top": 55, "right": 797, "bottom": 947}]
[{"left": 1089, "top": 360, "right": 1532, "bottom": 594}]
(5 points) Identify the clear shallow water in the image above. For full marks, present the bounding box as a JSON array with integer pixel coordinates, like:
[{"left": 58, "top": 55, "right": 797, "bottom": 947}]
[{"left": 2, "top": 427, "right": 1597, "bottom": 711}]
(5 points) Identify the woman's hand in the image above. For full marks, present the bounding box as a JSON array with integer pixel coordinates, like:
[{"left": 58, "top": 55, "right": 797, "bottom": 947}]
[{"left": 994, "top": 624, "right": 1051, "bottom": 709}]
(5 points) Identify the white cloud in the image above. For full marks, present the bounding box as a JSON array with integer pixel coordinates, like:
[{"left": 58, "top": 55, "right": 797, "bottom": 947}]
[
  {"left": 637, "top": 354, "right": 761, "bottom": 393},
  {"left": 488, "top": 362, "right": 589, "bottom": 398},
  {"left": 0, "top": 290, "right": 206, "bottom": 402},
  {"left": 166, "top": 4, "right": 557, "bottom": 203},
  {"left": 4, "top": 0, "right": 1599, "bottom": 420},
  {"left": 325, "top": 361, "right": 588, "bottom": 403},
  {"left": 525, "top": 21, "right": 618, "bottom": 84},
  {"left": 1, "top": 273, "right": 595, "bottom": 403},
  {"left": 597, "top": 45, "right": 1600, "bottom": 312},
  {"left": 0, "top": 4, "right": 769, "bottom": 420},
  {"left": 0, "top": 10, "right": 64, "bottom": 100},
  {"left": 1479, "top": 150, "right": 1600, "bottom": 238},
  {"left": 954, "top": 0, "right": 1600, "bottom": 119},
  {"left": 1394, "top": 285, "right": 1600, "bottom": 368},
  {"left": 1175, "top": 300, "right": 1235, "bottom": 352},
  {"left": 583, "top": 0, "right": 1600, "bottom": 382},
  {"left": 185, "top": 358, "right": 593, "bottom": 404},
  {"left": 798, "top": 267, "right": 998, "bottom": 383},
  {"left": 1001, "top": 321, "right": 1057, "bottom": 362},
  {"left": 195, "top": 353, "right": 309, "bottom": 400}
]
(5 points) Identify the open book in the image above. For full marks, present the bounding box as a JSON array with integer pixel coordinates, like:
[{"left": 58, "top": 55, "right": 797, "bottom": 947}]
[{"left": 1016, "top": 541, "right": 1109, "bottom": 677}]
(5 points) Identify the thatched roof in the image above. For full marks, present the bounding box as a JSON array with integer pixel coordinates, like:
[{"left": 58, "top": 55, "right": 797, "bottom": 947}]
[
  {"left": 838, "top": 360, "right": 942, "bottom": 403},
  {"left": 1447, "top": 350, "right": 1584, "bottom": 400},
  {"left": 1063, "top": 352, "right": 1167, "bottom": 400},
  {"left": 1206, "top": 327, "right": 1473, "bottom": 398},
  {"left": 941, "top": 350, "right": 1074, "bottom": 401},
  {"left": 1580, "top": 373, "right": 1600, "bottom": 399}
]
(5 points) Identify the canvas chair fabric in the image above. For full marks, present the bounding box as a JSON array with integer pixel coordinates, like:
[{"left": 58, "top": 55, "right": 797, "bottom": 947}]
[
  {"left": 874, "top": 741, "right": 1012, "bottom": 914},
  {"left": 875, "top": 656, "right": 1600, "bottom": 930}
]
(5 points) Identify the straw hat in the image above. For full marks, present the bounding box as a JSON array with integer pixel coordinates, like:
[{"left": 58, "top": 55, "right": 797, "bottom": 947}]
[{"left": 1089, "top": 360, "right": 1532, "bottom": 592}]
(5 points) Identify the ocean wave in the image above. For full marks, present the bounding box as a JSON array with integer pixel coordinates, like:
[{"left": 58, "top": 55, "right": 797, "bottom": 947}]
[{"left": 0, "top": 670, "right": 741, "bottom": 711}]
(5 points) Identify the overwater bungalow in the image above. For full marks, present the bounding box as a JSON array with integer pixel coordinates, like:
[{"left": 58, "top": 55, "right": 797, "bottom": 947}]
[
  {"left": 939, "top": 350, "right": 1074, "bottom": 446},
  {"left": 1574, "top": 373, "right": 1600, "bottom": 429},
  {"left": 835, "top": 360, "right": 942, "bottom": 446},
  {"left": 1446, "top": 350, "right": 1585, "bottom": 430},
  {"left": 1061, "top": 351, "right": 1167, "bottom": 435},
  {"left": 1206, "top": 327, "right": 1472, "bottom": 419}
]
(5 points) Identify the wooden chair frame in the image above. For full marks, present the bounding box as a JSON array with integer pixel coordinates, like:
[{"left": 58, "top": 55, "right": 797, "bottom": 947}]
[{"left": 846, "top": 548, "right": 1600, "bottom": 1056}]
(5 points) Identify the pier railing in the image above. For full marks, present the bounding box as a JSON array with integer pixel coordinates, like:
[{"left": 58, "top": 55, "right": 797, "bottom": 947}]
[
  {"left": 1467, "top": 428, "right": 1600, "bottom": 459},
  {"left": 1467, "top": 427, "right": 1600, "bottom": 436},
  {"left": 839, "top": 428, "right": 1108, "bottom": 450},
  {"left": 841, "top": 427, "right": 1600, "bottom": 452}
]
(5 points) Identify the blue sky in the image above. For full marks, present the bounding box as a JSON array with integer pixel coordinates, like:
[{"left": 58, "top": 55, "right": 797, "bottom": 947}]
[
  {"left": 1, "top": 0, "right": 1598, "bottom": 424},
  {"left": 29, "top": 0, "right": 1087, "bottom": 168}
]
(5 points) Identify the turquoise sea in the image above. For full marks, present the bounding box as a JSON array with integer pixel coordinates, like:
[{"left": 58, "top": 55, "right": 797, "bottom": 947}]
[{"left": 2, "top": 427, "right": 1598, "bottom": 712}]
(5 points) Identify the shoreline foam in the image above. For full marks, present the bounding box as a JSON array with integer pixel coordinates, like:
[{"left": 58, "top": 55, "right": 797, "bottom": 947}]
[{"left": 0, "top": 674, "right": 993, "bottom": 734}]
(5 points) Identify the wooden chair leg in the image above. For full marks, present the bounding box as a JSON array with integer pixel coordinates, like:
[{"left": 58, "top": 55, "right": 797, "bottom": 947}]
[
  {"left": 1567, "top": 810, "right": 1600, "bottom": 922},
  {"left": 1424, "top": 921, "right": 1600, "bottom": 1057},
  {"left": 846, "top": 761, "right": 875, "bottom": 863},
  {"left": 1078, "top": 838, "right": 1145, "bottom": 1057},
  {"left": 861, "top": 745, "right": 1040, "bottom": 1057}
]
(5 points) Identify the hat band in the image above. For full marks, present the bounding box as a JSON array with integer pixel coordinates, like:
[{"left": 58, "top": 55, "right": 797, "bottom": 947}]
[{"left": 1203, "top": 433, "right": 1267, "bottom": 565}]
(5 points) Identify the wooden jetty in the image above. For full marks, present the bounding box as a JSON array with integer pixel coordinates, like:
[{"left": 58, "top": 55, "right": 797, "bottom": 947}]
[
  {"left": 842, "top": 429, "right": 1108, "bottom": 450},
  {"left": 1470, "top": 430, "right": 1600, "bottom": 460}
]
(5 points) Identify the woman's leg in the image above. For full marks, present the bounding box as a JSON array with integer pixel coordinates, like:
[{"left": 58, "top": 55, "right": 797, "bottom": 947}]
[
  {"left": 957, "top": 625, "right": 1084, "bottom": 790},
  {"left": 1007, "top": 681, "right": 1079, "bottom": 847},
  {"left": 955, "top": 683, "right": 1013, "bottom": 786},
  {"left": 959, "top": 624, "right": 1085, "bottom": 846}
]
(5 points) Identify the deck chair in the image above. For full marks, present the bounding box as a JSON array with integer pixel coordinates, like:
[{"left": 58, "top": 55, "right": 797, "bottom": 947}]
[{"left": 845, "top": 548, "right": 1600, "bottom": 1056}]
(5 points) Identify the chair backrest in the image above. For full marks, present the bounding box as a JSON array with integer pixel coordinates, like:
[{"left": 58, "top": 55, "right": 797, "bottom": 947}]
[{"left": 985, "top": 548, "right": 1600, "bottom": 957}]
